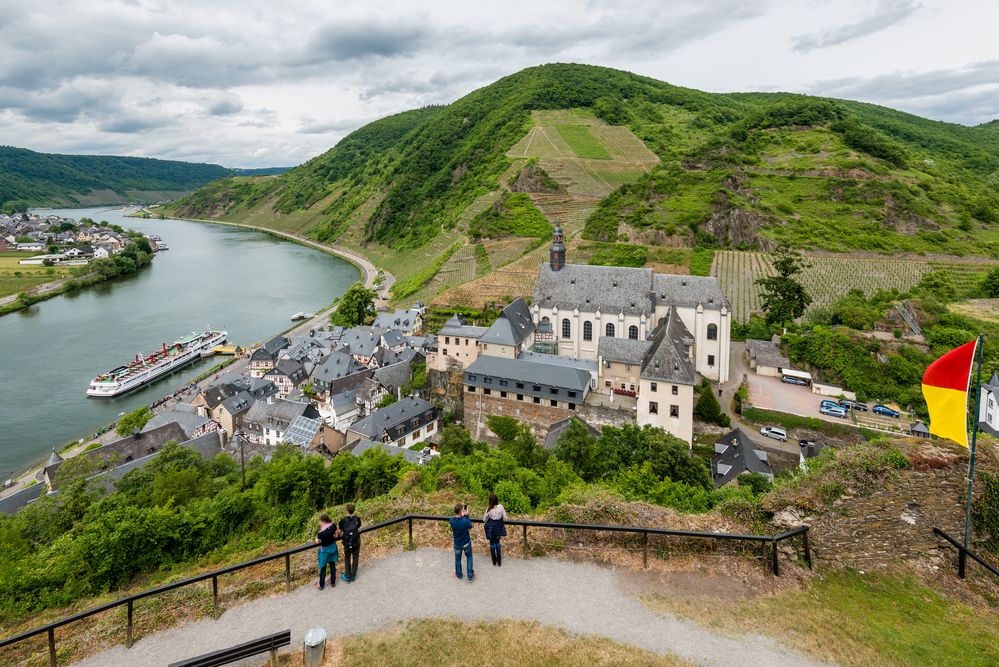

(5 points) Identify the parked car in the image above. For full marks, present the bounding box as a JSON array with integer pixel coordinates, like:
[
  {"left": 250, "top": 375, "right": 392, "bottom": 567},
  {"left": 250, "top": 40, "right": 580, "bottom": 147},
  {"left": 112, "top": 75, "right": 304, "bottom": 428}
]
[
  {"left": 873, "top": 404, "right": 901, "bottom": 418},
  {"left": 781, "top": 375, "right": 808, "bottom": 386},
  {"left": 820, "top": 404, "right": 848, "bottom": 418},
  {"left": 820, "top": 399, "right": 840, "bottom": 410},
  {"left": 838, "top": 399, "right": 869, "bottom": 412},
  {"left": 760, "top": 426, "right": 788, "bottom": 442}
]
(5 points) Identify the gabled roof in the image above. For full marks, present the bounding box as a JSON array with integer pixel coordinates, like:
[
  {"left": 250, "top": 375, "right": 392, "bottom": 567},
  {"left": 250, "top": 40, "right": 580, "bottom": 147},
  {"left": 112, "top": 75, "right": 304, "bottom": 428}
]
[
  {"left": 330, "top": 389, "right": 359, "bottom": 412},
  {"left": 598, "top": 336, "right": 652, "bottom": 365},
  {"left": 265, "top": 358, "right": 307, "bottom": 384},
  {"left": 372, "top": 360, "right": 413, "bottom": 392},
  {"left": 198, "top": 384, "right": 234, "bottom": 410},
  {"left": 479, "top": 297, "right": 536, "bottom": 347},
  {"left": 651, "top": 274, "right": 728, "bottom": 310},
  {"left": 338, "top": 326, "right": 383, "bottom": 357},
  {"left": 983, "top": 371, "right": 999, "bottom": 393},
  {"left": 372, "top": 308, "right": 421, "bottom": 331},
  {"left": 438, "top": 314, "right": 488, "bottom": 339},
  {"left": 143, "top": 408, "right": 212, "bottom": 439},
  {"left": 746, "top": 339, "right": 790, "bottom": 369},
  {"left": 219, "top": 390, "right": 255, "bottom": 416},
  {"left": 380, "top": 329, "right": 407, "bottom": 348},
  {"left": 312, "top": 351, "right": 365, "bottom": 384},
  {"left": 252, "top": 335, "right": 288, "bottom": 360},
  {"left": 244, "top": 397, "right": 319, "bottom": 430},
  {"left": 534, "top": 263, "right": 655, "bottom": 317},
  {"left": 348, "top": 396, "right": 435, "bottom": 440},
  {"left": 639, "top": 307, "right": 696, "bottom": 385},
  {"left": 712, "top": 428, "right": 773, "bottom": 487}
]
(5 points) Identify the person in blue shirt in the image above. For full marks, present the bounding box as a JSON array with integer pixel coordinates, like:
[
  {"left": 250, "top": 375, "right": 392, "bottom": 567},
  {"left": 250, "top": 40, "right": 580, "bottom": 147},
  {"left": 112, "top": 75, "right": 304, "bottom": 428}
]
[
  {"left": 313, "top": 514, "right": 339, "bottom": 590},
  {"left": 449, "top": 502, "right": 474, "bottom": 582}
]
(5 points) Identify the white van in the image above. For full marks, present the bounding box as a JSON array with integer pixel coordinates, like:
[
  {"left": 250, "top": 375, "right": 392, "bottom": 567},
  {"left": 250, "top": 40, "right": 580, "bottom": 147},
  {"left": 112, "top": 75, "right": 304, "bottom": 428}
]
[{"left": 759, "top": 426, "right": 787, "bottom": 442}]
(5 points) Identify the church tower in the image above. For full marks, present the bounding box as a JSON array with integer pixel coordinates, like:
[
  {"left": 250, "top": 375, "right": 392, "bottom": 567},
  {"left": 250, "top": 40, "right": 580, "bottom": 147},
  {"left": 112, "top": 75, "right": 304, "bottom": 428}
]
[{"left": 549, "top": 220, "right": 565, "bottom": 271}]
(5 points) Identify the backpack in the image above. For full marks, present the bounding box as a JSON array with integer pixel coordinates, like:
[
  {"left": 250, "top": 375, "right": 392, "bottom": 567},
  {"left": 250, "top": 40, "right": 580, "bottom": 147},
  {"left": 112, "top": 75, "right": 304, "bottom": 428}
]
[{"left": 341, "top": 515, "right": 361, "bottom": 548}]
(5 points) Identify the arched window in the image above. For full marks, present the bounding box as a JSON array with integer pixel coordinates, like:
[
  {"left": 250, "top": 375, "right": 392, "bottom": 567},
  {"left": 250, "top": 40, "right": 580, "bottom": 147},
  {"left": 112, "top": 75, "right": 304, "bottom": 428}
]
[
  {"left": 605, "top": 323, "right": 615, "bottom": 338},
  {"left": 583, "top": 321, "right": 593, "bottom": 341},
  {"left": 707, "top": 323, "right": 718, "bottom": 341},
  {"left": 561, "top": 318, "right": 571, "bottom": 339},
  {"left": 628, "top": 325, "right": 639, "bottom": 340}
]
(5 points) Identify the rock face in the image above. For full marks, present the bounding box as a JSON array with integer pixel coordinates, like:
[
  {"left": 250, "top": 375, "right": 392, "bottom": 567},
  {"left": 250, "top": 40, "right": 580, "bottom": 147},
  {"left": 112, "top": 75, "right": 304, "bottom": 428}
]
[
  {"left": 508, "top": 164, "right": 564, "bottom": 194},
  {"left": 426, "top": 366, "right": 465, "bottom": 421},
  {"left": 702, "top": 205, "right": 774, "bottom": 249}
]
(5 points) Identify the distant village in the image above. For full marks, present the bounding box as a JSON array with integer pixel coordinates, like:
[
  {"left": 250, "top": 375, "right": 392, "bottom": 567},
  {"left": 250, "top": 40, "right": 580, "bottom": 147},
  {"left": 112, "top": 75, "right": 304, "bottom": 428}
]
[{"left": 0, "top": 211, "right": 164, "bottom": 265}]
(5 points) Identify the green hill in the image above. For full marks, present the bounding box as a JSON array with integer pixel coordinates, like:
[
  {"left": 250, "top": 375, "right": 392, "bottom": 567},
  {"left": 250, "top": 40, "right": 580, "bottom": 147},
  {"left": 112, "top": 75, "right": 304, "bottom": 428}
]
[
  {"left": 166, "top": 63, "right": 999, "bottom": 300},
  {"left": 0, "top": 146, "right": 235, "bottom": 211}
]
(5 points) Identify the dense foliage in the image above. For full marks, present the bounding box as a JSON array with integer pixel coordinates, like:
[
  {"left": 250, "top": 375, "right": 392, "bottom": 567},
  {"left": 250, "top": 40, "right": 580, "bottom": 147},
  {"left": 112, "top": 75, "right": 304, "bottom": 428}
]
[
  {"left": 468, "top": 193, "right": 552, "bottom": 241},
  {"left": 757, "top": 245, "right": 812, "bottom": 326},
  {"left": 0, "top": 146, "right": 232, "bottom": 211},
  {"left": 330, "top": 282, "right": 377, "bottom": 327}
]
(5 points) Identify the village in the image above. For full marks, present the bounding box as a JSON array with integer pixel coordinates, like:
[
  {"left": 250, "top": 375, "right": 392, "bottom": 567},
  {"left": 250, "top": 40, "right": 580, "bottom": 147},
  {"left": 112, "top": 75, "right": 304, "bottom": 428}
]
[
  {"left": 0, "top": 211, "right": 160, "bottom": 265},
  {"left": 1, "top": 225, "right": 939, "bottom": 516}
]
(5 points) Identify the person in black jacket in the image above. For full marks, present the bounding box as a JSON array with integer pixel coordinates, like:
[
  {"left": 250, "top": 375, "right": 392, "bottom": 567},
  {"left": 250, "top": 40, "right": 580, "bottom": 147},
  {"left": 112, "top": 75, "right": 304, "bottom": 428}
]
[
  {"left": 483, "top": 493, "right": 508, "bottom": 566},
  {"left": 339, "top": 504, "right": 362, "bottom": 583},
  {"left": 314, "top": 514, "right": 339, "bottom": 590}
]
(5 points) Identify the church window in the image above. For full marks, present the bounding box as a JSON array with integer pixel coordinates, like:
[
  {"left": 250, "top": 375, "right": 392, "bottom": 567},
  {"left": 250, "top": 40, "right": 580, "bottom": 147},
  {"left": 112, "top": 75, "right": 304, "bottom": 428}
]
[{"left": 583, "top": 321, "right": 593, "bottom": 341}]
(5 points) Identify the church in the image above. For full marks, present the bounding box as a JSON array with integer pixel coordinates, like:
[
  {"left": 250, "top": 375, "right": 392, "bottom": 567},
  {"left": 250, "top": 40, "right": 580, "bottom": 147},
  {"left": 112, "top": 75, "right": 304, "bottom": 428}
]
[{"left": 445, "top": 223, "right": 733, "bottom": 444}]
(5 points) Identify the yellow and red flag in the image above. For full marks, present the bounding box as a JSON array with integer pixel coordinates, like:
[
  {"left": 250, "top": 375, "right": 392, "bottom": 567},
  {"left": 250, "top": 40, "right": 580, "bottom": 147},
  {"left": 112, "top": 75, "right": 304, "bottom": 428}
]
[{"left": 921, "top": 339, "right": 978, "bottom": 447}]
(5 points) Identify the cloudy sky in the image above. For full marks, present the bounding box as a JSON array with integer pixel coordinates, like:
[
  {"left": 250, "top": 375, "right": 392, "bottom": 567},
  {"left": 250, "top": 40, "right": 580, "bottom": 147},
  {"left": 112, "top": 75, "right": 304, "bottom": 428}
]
[{"left": 1, "top": 0, "right": 997, "bottom": 167}]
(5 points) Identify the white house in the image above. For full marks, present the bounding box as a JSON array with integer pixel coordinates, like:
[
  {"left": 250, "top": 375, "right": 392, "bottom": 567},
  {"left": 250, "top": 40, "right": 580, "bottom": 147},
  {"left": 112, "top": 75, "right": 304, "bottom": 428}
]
[{"left": 979, "top": 372, "right": 999, "bottom": 436}]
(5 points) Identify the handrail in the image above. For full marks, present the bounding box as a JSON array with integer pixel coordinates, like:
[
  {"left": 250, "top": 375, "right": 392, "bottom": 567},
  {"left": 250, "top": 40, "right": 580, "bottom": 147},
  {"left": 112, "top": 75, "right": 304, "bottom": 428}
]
[
  {"left": 933, "top": 527, "right": 999, "bottom": 579},
  {"left": 0, "top": 513, "right": 810, "bottom": 665}
]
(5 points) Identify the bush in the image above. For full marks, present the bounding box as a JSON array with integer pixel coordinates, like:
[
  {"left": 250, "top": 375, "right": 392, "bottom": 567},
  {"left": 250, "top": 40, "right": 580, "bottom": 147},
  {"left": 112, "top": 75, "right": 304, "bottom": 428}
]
[{"left": 493, "top": 480, "right": 531, "bottom": 514}]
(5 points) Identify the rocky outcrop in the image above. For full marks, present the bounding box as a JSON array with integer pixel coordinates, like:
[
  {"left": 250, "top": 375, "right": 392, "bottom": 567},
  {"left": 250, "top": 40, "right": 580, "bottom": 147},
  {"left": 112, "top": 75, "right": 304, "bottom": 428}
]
[{"left": 509, "top": 164, "right": 565, "bottom": 194}]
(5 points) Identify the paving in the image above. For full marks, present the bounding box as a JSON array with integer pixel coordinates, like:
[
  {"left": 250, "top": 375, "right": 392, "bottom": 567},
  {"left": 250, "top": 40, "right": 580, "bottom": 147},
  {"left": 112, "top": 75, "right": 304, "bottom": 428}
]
[{"left": 74, "top": 548, "right": 825, "bottom": 667}]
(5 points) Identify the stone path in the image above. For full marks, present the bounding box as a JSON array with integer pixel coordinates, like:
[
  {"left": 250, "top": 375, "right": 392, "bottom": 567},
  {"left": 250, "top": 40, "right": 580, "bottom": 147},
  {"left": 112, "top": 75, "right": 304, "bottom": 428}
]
[{"left": 75, "top": 548, "right": 825, "bottom": 667}]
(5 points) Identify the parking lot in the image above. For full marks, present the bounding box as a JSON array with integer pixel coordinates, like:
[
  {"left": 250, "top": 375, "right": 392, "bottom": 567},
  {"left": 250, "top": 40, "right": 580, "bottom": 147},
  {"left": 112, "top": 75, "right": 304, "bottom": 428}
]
[{"left": 747, "top": 373, "right": 910, "bottom": 432}]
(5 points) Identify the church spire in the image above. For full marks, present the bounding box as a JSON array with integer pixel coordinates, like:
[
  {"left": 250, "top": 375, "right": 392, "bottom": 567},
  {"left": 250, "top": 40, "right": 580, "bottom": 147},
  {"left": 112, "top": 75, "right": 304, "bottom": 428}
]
[{"left": 549, "top": 220, "right": 565, "bottom": 271}]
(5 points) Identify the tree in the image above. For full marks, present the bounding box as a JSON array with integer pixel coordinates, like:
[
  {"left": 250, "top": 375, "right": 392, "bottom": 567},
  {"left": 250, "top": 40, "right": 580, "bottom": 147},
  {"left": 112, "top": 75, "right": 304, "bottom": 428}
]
[
  {"left": 983, "top": 267, "right": 999, "bottom": 298},
  {"left": 756, "top": 244, "right": 811, "bottom": 326},
  {"left": 438, "top": 425, "right": 475, "bottom": 456},
  {"left": 694, "top": 381, "right": 723, "bottom": 423},
  {"left": 330, "top": 282, "right": 376, "bottom": 327},
  {"left": 116, "top": 406, "right": 154, "bottom": 436}
]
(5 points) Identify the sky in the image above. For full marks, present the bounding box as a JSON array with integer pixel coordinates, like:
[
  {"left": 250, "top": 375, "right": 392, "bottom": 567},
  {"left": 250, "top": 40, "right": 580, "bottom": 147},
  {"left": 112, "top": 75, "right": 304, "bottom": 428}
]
[{"left": 1, "top": 0, "right": 997, "bottom": 168}]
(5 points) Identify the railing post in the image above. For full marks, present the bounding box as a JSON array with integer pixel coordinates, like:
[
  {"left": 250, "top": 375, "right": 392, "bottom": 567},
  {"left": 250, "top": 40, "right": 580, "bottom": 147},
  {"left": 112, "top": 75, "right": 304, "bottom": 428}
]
[
  {"left": 958, "top": 549, "right": 967, "bottom": 579},
  {"left": 523, "top": 524, "right": 528, "bottom": 558},
  {"left": 642, "top": 532, "right": 649, "bottom": 569},
  {"left": 212, "top": 575, "right": 219, "bottom": 619},
  {"left": 408, "top": 517, "right": 413, "bottom": 549},
  {"left": 771, "top": 540, "right": 780, "bottom": 576},
  {"left": 126, "top": 599, "right": 134, "bottom": 648},
  {"left": 47, "top": 627, "right": 56, "bottom": 667},
  {"left": 802, "top": 530, "right": 812, "bottom": 569},
  {"left": 284, "top": 553, "right": 292, "bottom": 592}
]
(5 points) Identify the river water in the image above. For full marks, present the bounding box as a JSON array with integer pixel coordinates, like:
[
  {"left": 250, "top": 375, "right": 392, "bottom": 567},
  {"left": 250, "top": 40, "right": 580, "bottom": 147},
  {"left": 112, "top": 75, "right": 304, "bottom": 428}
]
[{"left": 0, "top": 207, "right": 358, "bottom": 477}]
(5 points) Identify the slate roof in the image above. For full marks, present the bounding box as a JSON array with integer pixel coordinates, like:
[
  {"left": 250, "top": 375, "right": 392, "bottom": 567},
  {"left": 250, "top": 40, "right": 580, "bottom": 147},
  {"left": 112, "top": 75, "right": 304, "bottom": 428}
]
[
  {"left": 598, "top": 336, "right": 652, "bottom": 365},
  {"left": 251, "top": 335, "right": 288, "bottom": 361},
  {"left": 380, "top": 329, "right": 407, "bottom": 349},
  {"left": 651, "top": 274, "right": 728, "bottom": 310},
  {"left": 330, "top": 389, "right": 359, "bottom": 412},
  {"left": 347, "top": 439, "right": 433, "bottom": 464},
  {"left": 372, "top": 360, "right": 413, "bottom": 393},
  {"left": 143, "top": 407, "right": 212, "bottom": 438},
  {"left": 983, "top": 371, "right": 999, "bottom": 392},
  {"left": 438, "top": 314, "right": 488, "bottom": 339},
  {"left": 338, "top": 326, "right": 384, "bottom": 357},
  {"left": 372, "top": 309, "right": 421, "bottom": 331},
  {"left": 639, "top": 307, "right": 696, "bottom": 385},
  {"left": 0, "top": 483, "right": 46, "bottom": 515},
  {"left": 465, "top": 356, "right": 591, "bottom": 393},
  {"left": 265, "top": 358, "right": 308, "bottom": 385},
  {"left": 479, "top": 297, "right": 536, "bottom": 347},
  {"left": 197, "top": 384, "right": 234, "bottom": 410},
  {"left": 311, "top": 351, "right": 365, "bottom": 385},
  {"left": 534, "top": 264, "right": 654, "bottom": 317},
  {"left": 544, "top": 417, "right": 601, "bottom": 449},
  {"left": 712, "top": 428, "right": 773, "bottom": 487},
  {"left": 746, "top": 339, "right": 790, "bottom": 369},
  {"left": 348, "top": 396, "right": 436, "bottom": 440},
  {"left": 219, "top": 390, "right": 254, "bottom": 416},
  {"left": 244, "top": 398, "right": 319, "bottom": 432}
]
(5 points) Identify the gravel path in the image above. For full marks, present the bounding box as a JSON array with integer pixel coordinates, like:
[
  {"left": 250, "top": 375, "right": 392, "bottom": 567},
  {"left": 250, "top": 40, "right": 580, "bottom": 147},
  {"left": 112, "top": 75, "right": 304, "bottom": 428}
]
[{"left": 75, "top": 548, "right": 825, "bottom": 667}]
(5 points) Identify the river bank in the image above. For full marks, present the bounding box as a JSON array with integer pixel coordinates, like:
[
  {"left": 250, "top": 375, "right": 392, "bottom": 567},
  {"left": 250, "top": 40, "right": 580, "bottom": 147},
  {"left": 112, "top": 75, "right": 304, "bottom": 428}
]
[{"left": 0, "top": 207, "right": 361, "bottom": 481}]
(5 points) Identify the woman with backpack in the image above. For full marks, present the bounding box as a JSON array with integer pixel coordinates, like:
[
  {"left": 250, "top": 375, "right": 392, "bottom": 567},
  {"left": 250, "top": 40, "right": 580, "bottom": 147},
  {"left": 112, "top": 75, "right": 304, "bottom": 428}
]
[
  {"left": 313, "top": 514, "right": 339, "bottom": 590},
  {"left": 483, "top": 493, "right": 508, "bottom": 566}
]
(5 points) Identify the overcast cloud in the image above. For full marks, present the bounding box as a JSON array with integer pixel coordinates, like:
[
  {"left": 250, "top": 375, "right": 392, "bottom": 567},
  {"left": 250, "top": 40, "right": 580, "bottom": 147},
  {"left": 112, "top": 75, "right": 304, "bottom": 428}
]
[{"left": 0, "top": 0, "right": 995, "bottom": 167}]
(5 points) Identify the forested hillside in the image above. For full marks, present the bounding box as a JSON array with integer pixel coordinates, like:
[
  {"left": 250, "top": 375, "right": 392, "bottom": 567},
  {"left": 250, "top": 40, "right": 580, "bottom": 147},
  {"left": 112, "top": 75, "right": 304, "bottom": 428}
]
[
  {"left": 168, "top": 63, "right": 999, "bottom": 258},
  {"left": 0, "top": 146, "right": 233, "bottom": 211}
]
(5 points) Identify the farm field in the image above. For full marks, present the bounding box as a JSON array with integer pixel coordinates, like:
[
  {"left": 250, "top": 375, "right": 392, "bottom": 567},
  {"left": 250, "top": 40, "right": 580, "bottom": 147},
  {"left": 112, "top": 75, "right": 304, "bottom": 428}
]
[
  {"left": 712, "top": 250, "right": 997, "bottom": 322},
  {"left": 506, "top": 110, "right": 658, "bottom": 197},
  {"left": 0, "top": 252, "right": 71, "bottom": 299}
]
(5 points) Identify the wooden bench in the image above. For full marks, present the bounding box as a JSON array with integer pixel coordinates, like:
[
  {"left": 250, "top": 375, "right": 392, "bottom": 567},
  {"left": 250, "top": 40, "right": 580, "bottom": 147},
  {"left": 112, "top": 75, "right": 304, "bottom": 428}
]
[{"left": 167, "top": 629, "right": 291, "bottom": 667}]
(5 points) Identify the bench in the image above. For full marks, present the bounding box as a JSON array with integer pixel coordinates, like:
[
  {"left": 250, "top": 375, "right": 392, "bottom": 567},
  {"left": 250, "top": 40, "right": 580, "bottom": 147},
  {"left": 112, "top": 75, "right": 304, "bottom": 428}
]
[{"left": 167, "top": 629, "right": 291, "bottom": 667}]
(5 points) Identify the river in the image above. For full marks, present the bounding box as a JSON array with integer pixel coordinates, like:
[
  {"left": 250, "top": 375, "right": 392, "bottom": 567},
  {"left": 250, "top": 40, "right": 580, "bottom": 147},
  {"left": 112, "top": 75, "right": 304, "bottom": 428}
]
[{"left": 0, "top": 207, "right": 359, "bottom": 478}]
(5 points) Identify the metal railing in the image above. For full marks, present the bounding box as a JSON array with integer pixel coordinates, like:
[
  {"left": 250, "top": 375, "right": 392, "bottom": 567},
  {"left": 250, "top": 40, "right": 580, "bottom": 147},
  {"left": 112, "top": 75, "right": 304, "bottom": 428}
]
[
  {"left": 0, "top": 514, "right": 809, "bottom": 666},
  {"left": 933, "top": 527, "right": 999, "bottom": 580}
]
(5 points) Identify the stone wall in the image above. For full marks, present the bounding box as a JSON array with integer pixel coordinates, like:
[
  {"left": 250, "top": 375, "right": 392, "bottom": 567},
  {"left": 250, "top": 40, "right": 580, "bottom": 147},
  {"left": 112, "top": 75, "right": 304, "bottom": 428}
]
[{"left": 426, "top": 367, "right": 465, "bottom": 421}]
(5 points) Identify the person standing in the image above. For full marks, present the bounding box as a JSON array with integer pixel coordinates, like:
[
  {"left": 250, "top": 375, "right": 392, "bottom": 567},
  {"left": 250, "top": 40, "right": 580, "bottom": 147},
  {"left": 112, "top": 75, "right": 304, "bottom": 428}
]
[
  {"left": 483, "top": 493, "right": 508, "bottom": 567},
  {"left": 449, "top": 502, "right": 474, "bottom": 582},
  {"left": 339, "top": 504, "right": 362, "bottom": 583},
  {"left": 314, "top": 515, "right": 339, "bottom": 590}
]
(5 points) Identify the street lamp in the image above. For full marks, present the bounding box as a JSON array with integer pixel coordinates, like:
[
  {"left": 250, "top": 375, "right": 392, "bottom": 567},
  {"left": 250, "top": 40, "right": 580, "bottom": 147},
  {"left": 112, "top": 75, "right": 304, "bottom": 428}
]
[{"left": 233, "top": 429, "right": 246, "bottom": 490}]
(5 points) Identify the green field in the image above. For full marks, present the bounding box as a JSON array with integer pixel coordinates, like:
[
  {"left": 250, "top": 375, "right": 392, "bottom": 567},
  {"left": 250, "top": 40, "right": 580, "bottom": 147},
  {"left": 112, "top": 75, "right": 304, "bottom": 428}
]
[
  {"left": 0, "top": 252, "right": 71, "bottom": 299},
  {"left": 555, "top": 124, "right": 612, "bottom": 159}
]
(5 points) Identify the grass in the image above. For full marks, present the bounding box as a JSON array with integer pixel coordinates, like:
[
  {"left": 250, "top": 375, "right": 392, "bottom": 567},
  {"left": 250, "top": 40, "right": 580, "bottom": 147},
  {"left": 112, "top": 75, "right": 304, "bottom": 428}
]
[
  {"left": 741, "top": 406, "right": 854, "bottom": 437},
  {"left": 337, "top": 618, "right": 687, "bottom": 666},
  {"left": 0, "top": 251, "right": 71, "bottom": 299},
  {"left": 555, "top": 124, "right": 613, "bottom": 159},
  {"left": 644, "top": 570, "right": 999, "bottom": 667}
]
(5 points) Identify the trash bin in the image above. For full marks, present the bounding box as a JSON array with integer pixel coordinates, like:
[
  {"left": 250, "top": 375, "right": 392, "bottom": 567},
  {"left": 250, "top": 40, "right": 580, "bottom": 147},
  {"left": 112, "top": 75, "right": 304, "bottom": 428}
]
[{"left": 303, "top": 627, "right": 327, "bottom": 667}]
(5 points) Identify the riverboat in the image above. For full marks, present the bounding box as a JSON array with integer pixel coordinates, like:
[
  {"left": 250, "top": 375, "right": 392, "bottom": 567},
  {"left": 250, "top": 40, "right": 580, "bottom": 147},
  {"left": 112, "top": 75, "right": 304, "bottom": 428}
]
[{"left": 86, "top": 329, "right": 227, "bottom": 397}]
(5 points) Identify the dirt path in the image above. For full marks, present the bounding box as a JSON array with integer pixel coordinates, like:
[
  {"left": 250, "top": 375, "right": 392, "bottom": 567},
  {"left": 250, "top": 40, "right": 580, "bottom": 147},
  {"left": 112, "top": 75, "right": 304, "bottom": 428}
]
[{"left": 74, "top": 548, "right": 825, "bottom": 667}]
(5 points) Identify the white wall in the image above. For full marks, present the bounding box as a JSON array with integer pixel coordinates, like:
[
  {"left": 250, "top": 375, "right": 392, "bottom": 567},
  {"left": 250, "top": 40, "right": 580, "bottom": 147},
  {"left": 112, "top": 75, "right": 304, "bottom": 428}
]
[{"left": 636, "top": 379, "right": 693, "bottom": 444}]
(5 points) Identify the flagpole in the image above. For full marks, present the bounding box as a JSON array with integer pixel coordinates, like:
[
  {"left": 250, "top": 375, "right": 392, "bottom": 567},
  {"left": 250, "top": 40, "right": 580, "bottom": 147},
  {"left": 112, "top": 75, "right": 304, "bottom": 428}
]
[{"left": 964, "top": 334, "right": 984, "bottom": 551}]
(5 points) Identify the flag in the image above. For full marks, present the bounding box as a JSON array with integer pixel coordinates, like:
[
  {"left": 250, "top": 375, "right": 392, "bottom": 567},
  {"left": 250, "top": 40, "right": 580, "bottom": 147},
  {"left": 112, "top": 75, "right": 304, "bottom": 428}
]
[{"left": 921, "top": 339, "right": 978, "bottom": 447}]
